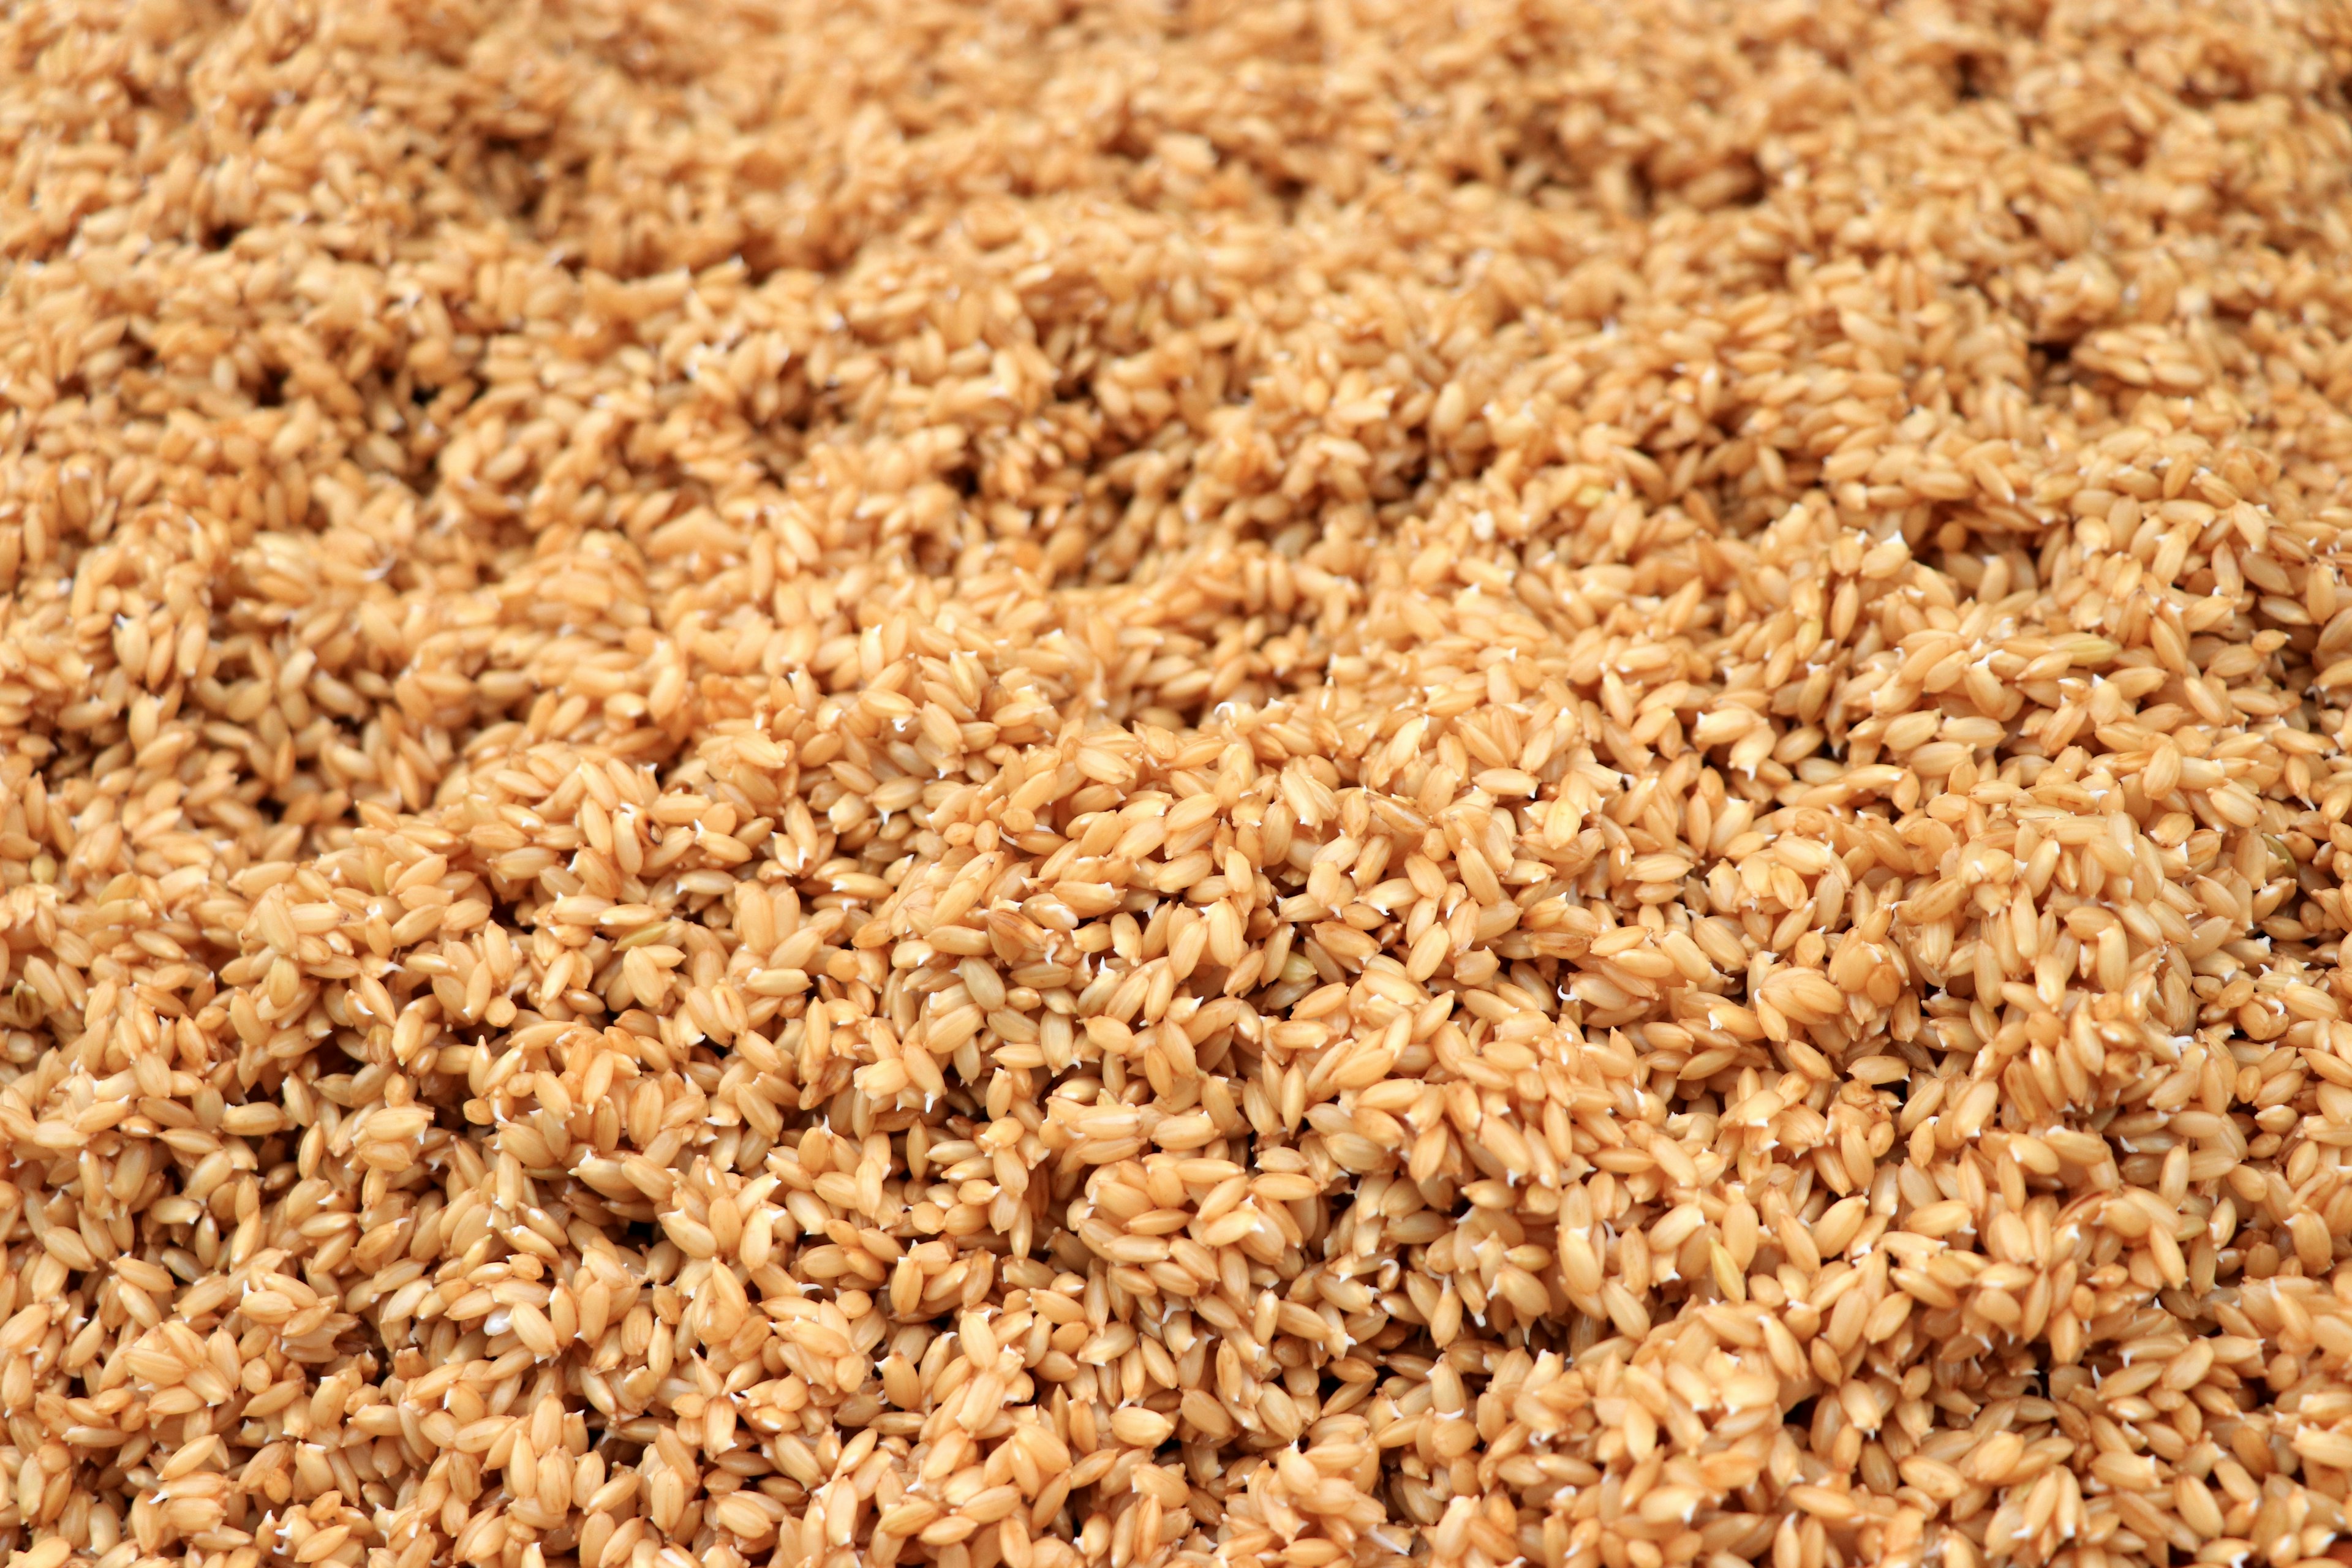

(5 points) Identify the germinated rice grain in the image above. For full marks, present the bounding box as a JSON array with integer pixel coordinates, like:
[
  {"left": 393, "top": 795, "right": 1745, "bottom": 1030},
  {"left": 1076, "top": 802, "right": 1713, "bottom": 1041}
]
[{"left": 7, "top": 3, "right": 2352, "bottom": 1568}]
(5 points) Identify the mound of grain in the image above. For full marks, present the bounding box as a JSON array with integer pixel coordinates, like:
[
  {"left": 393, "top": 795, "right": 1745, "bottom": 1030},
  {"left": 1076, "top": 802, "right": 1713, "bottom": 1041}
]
[{"left": 5, "top": 3, "right": 2352, "bottom": 1568}]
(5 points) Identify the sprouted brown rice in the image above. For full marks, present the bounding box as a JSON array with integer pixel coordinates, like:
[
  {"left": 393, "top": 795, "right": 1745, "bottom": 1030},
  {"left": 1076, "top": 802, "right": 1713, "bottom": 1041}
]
[{"left": 6, "top": 3, "right": 2352, "bottom": 1568}]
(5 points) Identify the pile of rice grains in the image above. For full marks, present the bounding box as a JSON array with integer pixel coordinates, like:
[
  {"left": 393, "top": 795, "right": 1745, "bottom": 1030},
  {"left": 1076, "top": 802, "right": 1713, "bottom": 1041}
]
[{"left": 14, "top": 3, "right": 2352, "bottom": 1568}]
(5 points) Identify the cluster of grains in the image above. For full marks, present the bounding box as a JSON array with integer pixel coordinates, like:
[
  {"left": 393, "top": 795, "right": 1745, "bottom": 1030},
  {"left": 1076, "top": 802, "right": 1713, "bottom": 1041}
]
[{"left": 8, "top": 3, "right": 2352, "bottom": 1568}]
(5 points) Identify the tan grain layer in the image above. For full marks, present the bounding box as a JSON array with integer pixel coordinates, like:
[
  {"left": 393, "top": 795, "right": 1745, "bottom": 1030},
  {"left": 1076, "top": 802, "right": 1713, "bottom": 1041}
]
[{"left": 3, "top": 3, "right": 2352, "bottom": 1568}]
